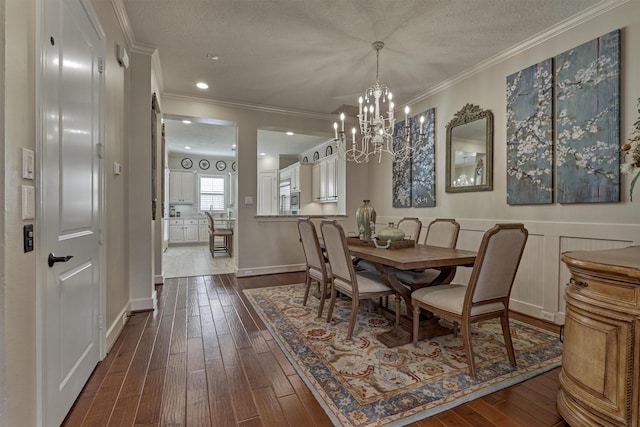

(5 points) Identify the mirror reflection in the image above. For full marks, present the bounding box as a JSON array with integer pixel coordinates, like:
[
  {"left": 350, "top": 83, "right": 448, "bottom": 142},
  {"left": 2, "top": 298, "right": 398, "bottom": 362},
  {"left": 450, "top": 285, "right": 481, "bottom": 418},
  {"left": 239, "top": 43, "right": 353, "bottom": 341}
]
[
  {"left": 256, "top": 129, "right": 346, "bottom": 216},
  {"left": 445, "top": 104, "right": 493, "bottom": 193}
]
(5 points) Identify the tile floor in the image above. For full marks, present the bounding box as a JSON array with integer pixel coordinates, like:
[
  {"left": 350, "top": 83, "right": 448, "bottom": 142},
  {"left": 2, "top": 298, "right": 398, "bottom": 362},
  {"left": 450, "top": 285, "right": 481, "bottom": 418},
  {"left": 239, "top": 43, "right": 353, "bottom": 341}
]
[{"left": 162, "top": 244, "right": 235, "bottom": 278}]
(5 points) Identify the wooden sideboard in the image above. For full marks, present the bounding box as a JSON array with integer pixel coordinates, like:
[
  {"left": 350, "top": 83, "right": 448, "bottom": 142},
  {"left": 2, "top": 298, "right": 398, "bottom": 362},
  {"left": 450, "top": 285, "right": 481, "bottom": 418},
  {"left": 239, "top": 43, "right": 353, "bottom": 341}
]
[{"left": 558, "top": 246, "right": 640, "bottom": 427}]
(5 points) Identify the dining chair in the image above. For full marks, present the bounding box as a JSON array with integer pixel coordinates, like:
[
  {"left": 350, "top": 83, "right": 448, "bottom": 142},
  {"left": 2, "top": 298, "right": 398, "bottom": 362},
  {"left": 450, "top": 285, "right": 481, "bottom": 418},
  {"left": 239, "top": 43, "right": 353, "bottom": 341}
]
[
  {"left": 297, "top": 218, "right": 332, "bottom": 318},
  {"left": 206, "top": 212, "right": 233, "bottom": 257},
  {"left": 397, "top": 217, "right": 422, "bottom": 242},
  {"left": 411, "top": 223, "right": 528, "bottom": 379},
  {"left": 396, "top": 218, "right": 460, "bottom": 290},
  {"left": 321, "top": 220, "right": 400, "bottom": 340}
]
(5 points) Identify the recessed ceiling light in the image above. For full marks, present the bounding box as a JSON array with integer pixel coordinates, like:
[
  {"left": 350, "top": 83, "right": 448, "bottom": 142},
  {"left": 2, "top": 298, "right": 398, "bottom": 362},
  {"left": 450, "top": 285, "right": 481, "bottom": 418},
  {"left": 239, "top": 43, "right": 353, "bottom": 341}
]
[
  {"left": 185, "top": 146, "right": 192, "bottom": 150},
  {"left": 196, "top": 82, "right": 209, "bottom": 89},
  {"left": 260, "top": 152, "right": 266, "bottom": 156},
  {"left": 182, "top": 120, "right": 191, "bottom": 124},
  {"left": 232, "top": 144, "right": 237, "bottom": 148},
  {"left": 206, "top": 53, "right": 220, "bottom": 61},
  {"left": 286, "top": 131, "right": 294, "bottom": 136}
]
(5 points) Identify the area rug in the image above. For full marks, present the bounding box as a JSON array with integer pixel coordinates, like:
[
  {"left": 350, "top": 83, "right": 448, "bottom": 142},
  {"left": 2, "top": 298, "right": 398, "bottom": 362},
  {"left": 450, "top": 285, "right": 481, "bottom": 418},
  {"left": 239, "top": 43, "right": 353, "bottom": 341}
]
[{"left": 244, "top": 284, "right": 563, "bottom": 426}]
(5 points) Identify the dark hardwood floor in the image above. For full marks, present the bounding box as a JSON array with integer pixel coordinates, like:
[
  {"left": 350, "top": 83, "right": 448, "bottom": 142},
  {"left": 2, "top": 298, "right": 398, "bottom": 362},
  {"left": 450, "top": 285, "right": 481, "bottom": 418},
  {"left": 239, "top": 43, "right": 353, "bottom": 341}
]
[{"left": 62, "top": 272, "right": 569, "bottom": 426}]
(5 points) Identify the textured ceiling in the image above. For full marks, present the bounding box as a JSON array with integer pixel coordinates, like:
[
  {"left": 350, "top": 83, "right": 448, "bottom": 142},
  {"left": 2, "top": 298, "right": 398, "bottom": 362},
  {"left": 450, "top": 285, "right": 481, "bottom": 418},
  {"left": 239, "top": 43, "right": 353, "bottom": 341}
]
[{"left": 122, "top": 0, "right": 605, "bottom": 154}]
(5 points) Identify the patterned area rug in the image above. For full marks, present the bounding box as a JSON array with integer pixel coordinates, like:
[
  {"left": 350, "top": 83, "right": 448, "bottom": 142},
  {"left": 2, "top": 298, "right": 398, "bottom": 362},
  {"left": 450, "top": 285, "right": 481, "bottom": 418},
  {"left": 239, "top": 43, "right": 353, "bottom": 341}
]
[{"left": 244, "top": 284, "right": 563, "bottom": 426}]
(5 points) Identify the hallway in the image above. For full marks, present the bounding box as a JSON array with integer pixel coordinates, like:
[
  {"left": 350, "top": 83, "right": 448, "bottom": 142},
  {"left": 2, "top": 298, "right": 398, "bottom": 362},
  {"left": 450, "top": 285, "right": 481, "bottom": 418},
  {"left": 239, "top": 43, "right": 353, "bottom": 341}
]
[{"left": 163, "top": 245, "right": 235, "bottom": 278}]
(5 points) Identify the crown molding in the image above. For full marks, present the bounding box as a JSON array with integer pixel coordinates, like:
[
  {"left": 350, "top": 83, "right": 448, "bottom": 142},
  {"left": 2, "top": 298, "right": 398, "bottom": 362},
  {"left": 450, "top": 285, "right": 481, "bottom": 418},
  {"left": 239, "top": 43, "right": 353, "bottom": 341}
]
[
  {"left": 111, "top": 0, "right": 135, "bottom": 50},
  {"left": 403, "top": 0, "right": 630, "bottom": 107},
  {"left": 162, "top": 92, "right": 336, "bottom": 121}
]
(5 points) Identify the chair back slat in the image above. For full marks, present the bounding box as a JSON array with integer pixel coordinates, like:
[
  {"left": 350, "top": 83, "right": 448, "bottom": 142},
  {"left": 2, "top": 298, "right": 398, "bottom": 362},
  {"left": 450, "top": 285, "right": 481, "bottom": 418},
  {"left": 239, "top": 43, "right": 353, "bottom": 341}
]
[
  {"left": 397, "top": 217, "right": 422, "bottom": 242},
  {"left": 425, "top": 219, "right": 460, "bottom": 248},
  {"left": 467, "top": 224, "right": 528, "bottom": 304},
  {"left": 297, "top": 219, "right": 325, "bottom": 272},
  {"left": 320, "top": 221, "right": 356, "bottom": 287}
]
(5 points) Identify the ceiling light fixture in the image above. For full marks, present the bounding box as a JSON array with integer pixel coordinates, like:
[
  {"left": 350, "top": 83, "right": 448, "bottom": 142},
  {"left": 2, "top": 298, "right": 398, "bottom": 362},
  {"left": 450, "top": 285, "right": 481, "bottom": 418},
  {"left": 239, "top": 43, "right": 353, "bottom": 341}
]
[
  {"left": 196, "top": 82, "right": 209, "bottom": 89},
  {"left": 182, "top": 120, "right": 191, "bottom": 124},
  {"left": 333, "top": 41, "right": 424, "bottom": 163},
  {"left": 185, "top": 146, "right": 192, "bottom": 150},
  {"left": 286, "top": 131, "right": 294, "bottom": 136}
]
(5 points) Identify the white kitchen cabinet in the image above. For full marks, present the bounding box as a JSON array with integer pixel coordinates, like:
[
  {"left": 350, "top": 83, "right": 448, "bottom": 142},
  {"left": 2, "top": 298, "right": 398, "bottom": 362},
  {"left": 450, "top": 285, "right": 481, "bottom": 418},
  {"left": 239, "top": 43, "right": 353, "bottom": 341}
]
[
  {"left": 169, "top": 171, "right": 195, "bottom": 204},
  {"left": 198, "top": 218, "right": 209, "bottom": 242},
  {"left": 168, "top": 218, "right": 200, "bottom": 243},
  {"left": 312, "top": 155, "right": 339, "bottom": 202}
]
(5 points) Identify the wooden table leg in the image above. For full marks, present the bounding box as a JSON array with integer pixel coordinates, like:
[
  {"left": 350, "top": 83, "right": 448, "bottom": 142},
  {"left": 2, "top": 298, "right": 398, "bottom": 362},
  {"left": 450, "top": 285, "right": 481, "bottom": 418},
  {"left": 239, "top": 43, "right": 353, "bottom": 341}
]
[{"left": 375, "top": 265, "right": 452, "bottom": 348}]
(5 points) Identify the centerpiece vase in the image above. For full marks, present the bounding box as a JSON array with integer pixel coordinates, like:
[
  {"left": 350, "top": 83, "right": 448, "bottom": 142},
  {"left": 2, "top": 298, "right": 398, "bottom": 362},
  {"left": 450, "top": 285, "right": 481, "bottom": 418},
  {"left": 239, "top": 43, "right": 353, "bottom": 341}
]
[{"left": 356, "top": 200, "right": 376, "bottom": 240}]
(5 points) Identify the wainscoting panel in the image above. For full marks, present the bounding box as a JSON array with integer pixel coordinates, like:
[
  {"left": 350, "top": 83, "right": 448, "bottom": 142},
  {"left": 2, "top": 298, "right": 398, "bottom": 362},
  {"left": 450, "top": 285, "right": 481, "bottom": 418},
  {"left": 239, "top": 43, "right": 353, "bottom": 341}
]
[{"left": 381, "top": 216, "right": 640, "bottom": 325}]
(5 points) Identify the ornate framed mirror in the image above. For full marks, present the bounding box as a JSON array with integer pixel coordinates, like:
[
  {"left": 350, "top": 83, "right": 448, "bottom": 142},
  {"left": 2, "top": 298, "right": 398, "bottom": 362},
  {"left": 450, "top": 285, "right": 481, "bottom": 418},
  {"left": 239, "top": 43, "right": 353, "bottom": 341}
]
[{"left": 445, "top": 103, "right": 493, "bottom": 193}]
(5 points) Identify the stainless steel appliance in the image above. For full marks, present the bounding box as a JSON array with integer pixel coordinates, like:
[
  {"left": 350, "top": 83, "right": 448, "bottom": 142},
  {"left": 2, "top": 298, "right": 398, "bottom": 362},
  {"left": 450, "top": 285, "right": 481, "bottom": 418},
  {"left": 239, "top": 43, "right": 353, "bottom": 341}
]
[{"left": 290, "top": 191, "right": 300, "bottom": 212}]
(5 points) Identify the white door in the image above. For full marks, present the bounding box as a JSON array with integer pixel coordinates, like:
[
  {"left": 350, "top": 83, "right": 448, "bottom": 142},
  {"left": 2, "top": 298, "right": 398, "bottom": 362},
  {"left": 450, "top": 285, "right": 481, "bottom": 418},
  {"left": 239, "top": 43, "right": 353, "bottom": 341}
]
[
  {"left": 41, "top": 0, "right": 103, "bottom": 425},
  {"left": 258, "top": 171, "right": 277, "bottom": 215}
]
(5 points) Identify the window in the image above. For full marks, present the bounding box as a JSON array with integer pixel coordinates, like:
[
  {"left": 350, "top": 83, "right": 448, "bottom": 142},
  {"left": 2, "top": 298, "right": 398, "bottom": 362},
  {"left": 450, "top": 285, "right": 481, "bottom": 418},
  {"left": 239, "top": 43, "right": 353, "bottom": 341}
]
[{"left": 200, "top": 175, "right": 225, "bottom": 212}]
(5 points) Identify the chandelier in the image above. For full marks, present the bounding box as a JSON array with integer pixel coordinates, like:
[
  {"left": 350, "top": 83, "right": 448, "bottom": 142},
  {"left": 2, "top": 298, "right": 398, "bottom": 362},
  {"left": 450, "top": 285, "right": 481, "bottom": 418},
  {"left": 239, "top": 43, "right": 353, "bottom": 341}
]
[{"left": 333, "top": 41, "right": 424, "bottom": 163}]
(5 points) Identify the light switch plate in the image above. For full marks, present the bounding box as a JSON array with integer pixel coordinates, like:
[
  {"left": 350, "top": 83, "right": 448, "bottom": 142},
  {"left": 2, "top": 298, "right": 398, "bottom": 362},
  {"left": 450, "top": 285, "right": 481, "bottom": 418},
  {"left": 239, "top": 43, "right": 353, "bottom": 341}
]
[
  {"left": 22, "top": 185, "right": 35, "bottom": 219},
  {"left": 22, "top": 148, "right": 34, "bottom": 180},
  {"left": 244, "top": 196, "right": 253, "bottom": 205}
]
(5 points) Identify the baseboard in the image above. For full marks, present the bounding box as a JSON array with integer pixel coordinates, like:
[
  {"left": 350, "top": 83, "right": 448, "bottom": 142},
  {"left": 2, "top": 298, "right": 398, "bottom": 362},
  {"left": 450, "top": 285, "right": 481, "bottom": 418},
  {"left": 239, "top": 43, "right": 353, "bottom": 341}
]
[
  {"left": 130, "top": 290, "right": 157, "bottom": 312},
  {"left": 236, "top": 264, "right": 306, "bottom": 277},
  {"left": 105, "top": 304, "right": 130, "bottom": 353},
  {"left": 154, "top": 274, "right": 164, "bottom": 284}
]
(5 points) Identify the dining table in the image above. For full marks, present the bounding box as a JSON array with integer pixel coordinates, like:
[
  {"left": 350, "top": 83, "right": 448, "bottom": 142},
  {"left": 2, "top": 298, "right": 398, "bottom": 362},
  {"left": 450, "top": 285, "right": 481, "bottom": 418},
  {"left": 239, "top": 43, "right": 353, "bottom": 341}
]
[{"left": 348, "top": 241, "right": 477, "bottom": 347}]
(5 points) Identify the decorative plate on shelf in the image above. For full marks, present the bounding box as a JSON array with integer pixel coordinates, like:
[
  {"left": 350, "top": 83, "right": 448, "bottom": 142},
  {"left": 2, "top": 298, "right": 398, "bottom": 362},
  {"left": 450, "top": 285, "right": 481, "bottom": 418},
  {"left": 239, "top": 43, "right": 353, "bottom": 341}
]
[
  {"left": 313, "top": 151, "right": 320, "bottom": 161},
  {"left": 181, "top": 158, "right": 193, "bottom": 169},
  {"left": 231, "top": 161, "right": 237, "bottom": 171},
  {"left": 199, "top": 159, "right": 210, "bottom": 170},
  {"left": 326, "top": 145, "right": 333, "bottom": 156},
  {"left": 215, "top": 160, "right": 227, "bottom": 171}
]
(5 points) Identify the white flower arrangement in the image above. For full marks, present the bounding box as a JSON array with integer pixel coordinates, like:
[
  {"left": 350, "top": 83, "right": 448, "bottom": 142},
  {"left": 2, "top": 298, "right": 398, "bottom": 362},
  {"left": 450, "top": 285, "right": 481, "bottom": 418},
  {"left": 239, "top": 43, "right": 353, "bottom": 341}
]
[{"left": 621, "top": 97, "right": 640, "bottom": 200}]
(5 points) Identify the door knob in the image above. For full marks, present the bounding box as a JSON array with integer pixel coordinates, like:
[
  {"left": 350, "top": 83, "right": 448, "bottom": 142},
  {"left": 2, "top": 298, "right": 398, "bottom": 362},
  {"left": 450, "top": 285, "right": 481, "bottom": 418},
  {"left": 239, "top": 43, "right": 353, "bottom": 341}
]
[{"left": 48, "top": 252, "right": 73, "bottom": 267}]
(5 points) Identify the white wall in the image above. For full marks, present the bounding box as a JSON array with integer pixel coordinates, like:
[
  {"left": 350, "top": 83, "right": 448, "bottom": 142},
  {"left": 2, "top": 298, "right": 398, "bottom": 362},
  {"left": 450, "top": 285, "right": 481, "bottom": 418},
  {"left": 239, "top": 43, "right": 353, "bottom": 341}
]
[
  {"left": 161, "top": 94, "right": 369, "bottom": 275},
  {"left": 2, "top": 0, "right": 36, "bottom": 424},
  {"left": 367, "top": 0, "right": 640, "bottom": 323}
]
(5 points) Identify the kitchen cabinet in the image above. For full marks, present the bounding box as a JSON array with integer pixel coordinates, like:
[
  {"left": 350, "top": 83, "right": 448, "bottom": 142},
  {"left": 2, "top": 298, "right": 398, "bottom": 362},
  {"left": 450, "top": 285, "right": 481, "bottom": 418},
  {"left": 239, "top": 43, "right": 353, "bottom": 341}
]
[
  {"left": 558, "top": 246, "right": 640, "bottom": 427},
  {"left": 312, "top": 155, "right": 339, "bottom": 202},
  {"left": 198, "top": 218, "right": 209, "bottom": 242},
  {"left": 169, "top": 171, "right": 195, "bottom": 204},
  {"left": 168, "top": 218, "right": 200, "bottom": 243}
]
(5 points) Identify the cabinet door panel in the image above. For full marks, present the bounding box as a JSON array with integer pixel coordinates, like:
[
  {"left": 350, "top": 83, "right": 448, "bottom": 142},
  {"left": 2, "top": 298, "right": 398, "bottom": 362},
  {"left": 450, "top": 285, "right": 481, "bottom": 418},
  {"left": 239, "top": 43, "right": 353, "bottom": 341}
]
[
  {"left": 562, "top": 300, "right": 633, "bottom": 424},
  {"left": 184, "top": 225, "right": 199, "bottom": 242},
  {"left": 169, "top": 226, "right": 184, "bottom": 242}
]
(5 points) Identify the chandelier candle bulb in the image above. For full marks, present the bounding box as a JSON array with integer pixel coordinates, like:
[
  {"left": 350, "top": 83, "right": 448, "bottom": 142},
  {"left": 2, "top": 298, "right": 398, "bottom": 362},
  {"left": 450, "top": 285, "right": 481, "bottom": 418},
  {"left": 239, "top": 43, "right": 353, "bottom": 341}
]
[
  {"left": 420, "top": 115, "right": 425, "bottom": 134},
  {"left": 359, "top": 97, "right": 363, "bottom": 115},
  {"left": 340, "top": 112, "right": 345, "bottom": 132},
  {"left": 333, "top": 122, "right": 338, "bottom": 140},
  {"left": 405, "top": 106, "right": 409, "bottom": 122}
]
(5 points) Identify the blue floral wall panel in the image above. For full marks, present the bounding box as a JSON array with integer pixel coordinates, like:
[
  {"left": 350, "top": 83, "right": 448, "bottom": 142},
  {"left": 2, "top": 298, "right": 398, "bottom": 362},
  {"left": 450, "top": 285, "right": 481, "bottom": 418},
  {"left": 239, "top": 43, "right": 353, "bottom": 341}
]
[
  {"left": 555, "top": 29, "right": 620, "bottom": 203},
  {"left": 506, "top": 59, "right": 553, "bottom": 205},
  {"left": 392, "top": 120, "right": 411, "bottom": 207},
  {"left": 411, "top": 108, "right": 436, "bottom": 207}
]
